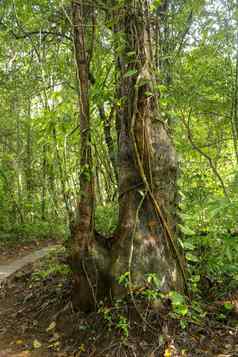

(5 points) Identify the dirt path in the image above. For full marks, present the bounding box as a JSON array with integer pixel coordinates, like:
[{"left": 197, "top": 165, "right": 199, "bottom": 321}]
[{"left": 0, "top": 246, "right": 59, "bottom": 285}]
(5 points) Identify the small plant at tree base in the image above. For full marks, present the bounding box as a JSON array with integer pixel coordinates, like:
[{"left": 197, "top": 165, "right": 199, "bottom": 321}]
[
  {"left": 146, "top": 273, "right": 161, "bottom": 289},
  {"left": 117, "top": 271, "right": 130, "bottom": 287},
  {"left": 168, "top": 291, "right": 189, "bottom": 318},
  {"left": 98, "top": 305, "right": 113, "bottom": 330},
  {"left": 116, "top": 315, "right": 129, "bottom": 338},
  {"left": 163, "top": 291, "right": 207, "bottom": 329},
  {"left": 98, "top": 301, "right": 129, "bottom": 339}
]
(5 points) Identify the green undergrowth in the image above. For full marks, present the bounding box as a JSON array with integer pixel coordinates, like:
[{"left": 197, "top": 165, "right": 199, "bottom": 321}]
[
  {"left": 180, "top": 196, "right": 238, "bottom": 296},
  {"left": 98, "top": 274, "right": 208, "bottom": 339},
  {"left": 95, "top": 203, "right": 118, "bottom": 236},
  {"left": 31, "top": 246, "right": 70, "bottom": 281},
  {"left": 0, "top": 221, "right": 67, "bottom": 247},
  {"left": 97, "top": 270, "right": 237, "bottom": 342}
]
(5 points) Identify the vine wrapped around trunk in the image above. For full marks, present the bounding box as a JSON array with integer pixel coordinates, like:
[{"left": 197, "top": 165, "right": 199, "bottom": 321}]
[{"left": 70, "top": 0, "right": 187, "bottom": 312}]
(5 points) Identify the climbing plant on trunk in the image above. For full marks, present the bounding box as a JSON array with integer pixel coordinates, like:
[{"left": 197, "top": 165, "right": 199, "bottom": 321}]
[{"left": 70, "top": 0, "right": 187, "bottom": 312}]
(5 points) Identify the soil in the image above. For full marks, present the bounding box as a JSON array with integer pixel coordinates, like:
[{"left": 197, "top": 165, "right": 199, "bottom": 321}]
[{"left": 0, "top": 247, "right": 237, "bottom": 356}]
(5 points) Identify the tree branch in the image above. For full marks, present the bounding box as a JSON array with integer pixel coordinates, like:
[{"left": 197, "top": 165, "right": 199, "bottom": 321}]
[
  {"left": 11, "top": 30, "right": 71, "bottom": 41},
  {"left": 181, "top": 109, "right": 230, "bottom": 200}
]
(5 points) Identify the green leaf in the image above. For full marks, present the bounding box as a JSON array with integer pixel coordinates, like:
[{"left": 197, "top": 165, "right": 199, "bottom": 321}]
[
  {"left": 124, "top": 69, "right": 137, "bottom": 78},
  {"left": 175, "top": 304, "right": 189, "bottom": 316},
  {"left": 186, "top": 253, "right": 199, "bottom": 262},
  {"left": 179, "top": 224, "right": 196, "bottom": 236},
  {"left": 225, "top": 246, "right": 232, "bottom": 262},
  {"left": 190, "top": 275, "right": 200, "bottom": 283},
  {"left": 223, "top": 302, "right": 234, "bottom": 311},
  {"left": 169, "top": 291, "right": 185, "bottom": 305},
  {"left": 127, "top": 51, "right": 136, "bottom": 57},
  {"left": 150, "top": 0, "right": 162, "bottom": 11},
  {"left": 183, "top": 241, "right": 195, "bottom": 250}
]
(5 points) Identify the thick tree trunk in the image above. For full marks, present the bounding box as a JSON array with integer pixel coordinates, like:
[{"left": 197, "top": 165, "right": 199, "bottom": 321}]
[
  {"left": 110, "top": 1, "right": 185, "bottom": 296},
  {"left": 70, "top": 0, "right": 186, "bottom": 312}
]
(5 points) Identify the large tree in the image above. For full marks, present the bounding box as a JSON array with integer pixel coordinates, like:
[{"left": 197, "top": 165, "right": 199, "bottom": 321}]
[{"left": 70, "top": 0, "right": 187, "bottom": 311}]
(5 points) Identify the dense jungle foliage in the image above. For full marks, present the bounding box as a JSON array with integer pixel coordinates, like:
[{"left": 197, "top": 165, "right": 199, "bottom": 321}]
[{"left": 0, "top": 0, "right": 238, "bottom": 298}]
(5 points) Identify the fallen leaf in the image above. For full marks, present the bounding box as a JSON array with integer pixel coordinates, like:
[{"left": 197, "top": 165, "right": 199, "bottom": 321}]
[
  {"left": 164, "top": 349, "right": 172, "bottom": 357},
  {"left": 33, "top": 339, "right": 42, "bottom": 349},
  {"left": 49, "top": 332, "right": 60, "bottom": 342},
  {"left": 16, "top": 339, "right": 24, "bottom": 345},
  {"left": 48, "top": 341, "right": 60, "bottom": 349},
  {"left": 79, "top": 344, "right": 85, "bottom": 352},
  {"left": 17, "top": 351, "right": 31, "bottom": 357},
  {"left": 46, "top": 321, "right": 56, "bottom": 332}
]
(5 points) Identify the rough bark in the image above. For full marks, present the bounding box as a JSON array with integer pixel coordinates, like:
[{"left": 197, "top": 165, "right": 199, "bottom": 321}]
[
  {"left": 70, "top": 0, "right": 186, "bottom": 312},
  {"left": 71, "top": 0, "right": 94, "bottom": 248},
  {"left": 110, "top": 1, "right": 185, "bottom": 296},
  {"left": 70, "top": 1, "right": 112, "bottom": 311}
]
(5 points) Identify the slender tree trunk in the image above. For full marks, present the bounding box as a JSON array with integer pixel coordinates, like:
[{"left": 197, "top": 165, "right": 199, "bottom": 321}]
[
  {"left": 25, "top": 99, "right": 33, "bottom": 221},
  {"left": 41, "top": 144, "right": 47, "bottom": 221},
  {"left": 71, "top": 0, "right": 94, "bottom": 245},
  {"left": 98, "top": 105, "right": 118, "bottom": 183},
  {"left": 70, "top": 0, "right": 99, "bottom": 311},
  {"left": 52, "top": 125, "right": 72, "bottom": 218},
  {"left": 15, "top": 100, "right": 24, "bottom": 224},
  {"left": 231, "top": 31, "right": 238, "bottom": 164}
]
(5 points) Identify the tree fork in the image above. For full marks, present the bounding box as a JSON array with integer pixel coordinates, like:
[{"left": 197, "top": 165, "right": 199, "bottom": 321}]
[{"left": 70, "top": 0, "right": 187, "bottom": 312}]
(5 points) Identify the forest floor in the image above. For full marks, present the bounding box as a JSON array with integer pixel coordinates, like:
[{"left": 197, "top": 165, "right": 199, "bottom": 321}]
[
  {"left": 0, "top": 246, "right": 237, "bottom": 357},
  {"left": 0, "top": 238, "right": 58, "bottom": 265}
]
